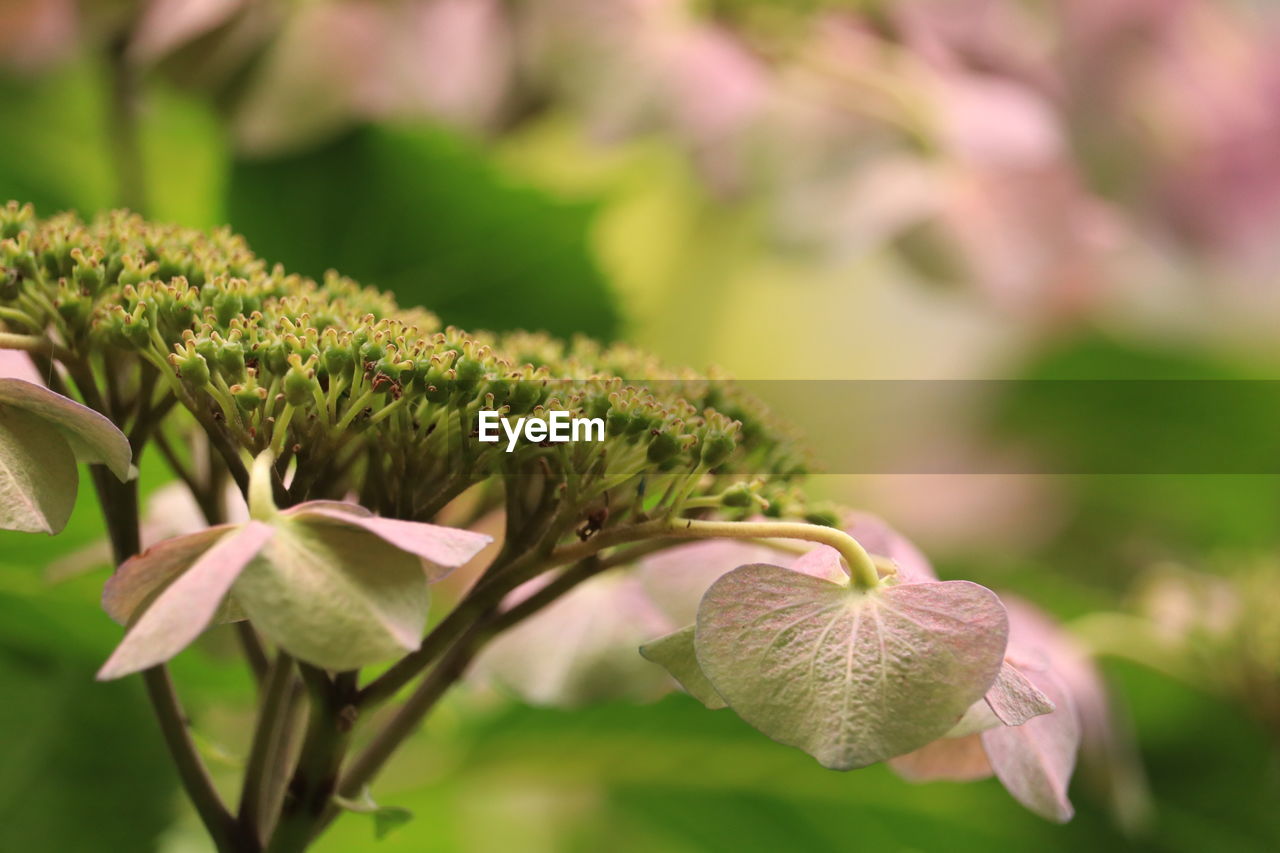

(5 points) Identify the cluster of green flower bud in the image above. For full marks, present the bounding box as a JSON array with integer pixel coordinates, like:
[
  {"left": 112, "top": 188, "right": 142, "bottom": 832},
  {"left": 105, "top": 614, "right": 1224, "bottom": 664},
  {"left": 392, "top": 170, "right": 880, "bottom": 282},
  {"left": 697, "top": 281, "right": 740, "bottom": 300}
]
[{"left": 0, "top": 203, "right": 811, "bottom": 523}]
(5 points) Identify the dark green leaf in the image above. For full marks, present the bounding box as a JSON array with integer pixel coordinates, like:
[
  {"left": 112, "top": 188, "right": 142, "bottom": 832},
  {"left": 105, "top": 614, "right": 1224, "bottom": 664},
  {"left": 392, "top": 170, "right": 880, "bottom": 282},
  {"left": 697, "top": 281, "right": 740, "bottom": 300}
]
[{"left": 226, "top": 125, "right": 619, "bottom": 338}]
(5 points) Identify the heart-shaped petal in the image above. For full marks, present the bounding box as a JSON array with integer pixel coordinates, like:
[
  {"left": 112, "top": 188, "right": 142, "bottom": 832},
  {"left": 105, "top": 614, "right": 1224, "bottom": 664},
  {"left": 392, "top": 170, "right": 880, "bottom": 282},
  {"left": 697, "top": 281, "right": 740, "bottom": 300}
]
[
  {"left": 287, "top": 504, "right": 492, "bottom": 581},
  {"left": 231, "top": 516, "right": 432, "bottom": 670},
  {"left": 639, "top": 625, "right": 727, "bottom": 709},
  {"left": 696, "top": 564, "right": 1007, "bottom": 769},
  {"left": 0, "top": 404, "right": 78, "bottom": 533},
  {"left": 0, "top": 378, "right": 132, "bottom": 480},
  {"left": 980, "top": 667, "right": 1080, "bottom": 822},
  {"left": 97, "top": 521, "right": 274, "bottom": 679}
]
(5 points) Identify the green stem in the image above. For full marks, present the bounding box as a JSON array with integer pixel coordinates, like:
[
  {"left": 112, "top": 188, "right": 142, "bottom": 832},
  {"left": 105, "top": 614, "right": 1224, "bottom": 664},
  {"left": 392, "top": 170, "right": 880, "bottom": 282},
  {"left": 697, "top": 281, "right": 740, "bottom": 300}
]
[
  {"left": 552, "top": 517, "right": 882, "bottom": 590},
  {"left": 0, "top": 307, "right": 37, "bottom": 329},
  {"left": 144, "top": 668, "right": 256, "bottom": 853},
  {"left": 239, "top": 652, "right": 296, "bottom": 843},
  {"left": 266, "top": 668, "right": 357, "bottom": 853},
  {"left": 236, "top": 623, "right": 271, "bottom": 689},
  {"left": 331, "top": 388, "right": 376, "bottom": 435},
  {"left": 327, "top": 628, "right": 483, "bottom": 832},
  {"left": 0, "top": 332, "right": 74, "bottom": 362},
  {"left": 93, "top": 472, "right": 255, "bottom": 852}
]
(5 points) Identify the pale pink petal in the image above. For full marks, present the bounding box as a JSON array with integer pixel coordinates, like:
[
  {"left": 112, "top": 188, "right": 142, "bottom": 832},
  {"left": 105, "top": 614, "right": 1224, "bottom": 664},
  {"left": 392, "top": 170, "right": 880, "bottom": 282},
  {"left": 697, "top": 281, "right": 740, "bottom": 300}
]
[
  {"left": 788, "top": 546, "right": 851, "bottom": 584},
  {"left": 985, "top": 660, "right": 1056, "bottom": 726},
  {"left": 283, "top": 500, "right": 372, "bottom": 518},
  {"left": 0, "top": 350, "right": 42, "bottom": 384},
  {"left": 889, "top": 733, "right": 994, "bottom": 782},
  {"left": 636, "top": 539, "right": 776, "bottom": 626},
  {"left": 981, "top": 667, "right": 1080, "bottom": 823},
  {"left": 129, "top": 0, "right": 247, "bottom": 64},
  {"left": 97, "top": 522, "right": 273, "bottom": 679},
  {"left": 476, "top": 571, "right": 676, "bottom": 706},
  {"left": 102, "top": 524, "right": 238, "bottom": 624},
  {"left": 288, "top": 504, "right": 491, "bottom": 580}
]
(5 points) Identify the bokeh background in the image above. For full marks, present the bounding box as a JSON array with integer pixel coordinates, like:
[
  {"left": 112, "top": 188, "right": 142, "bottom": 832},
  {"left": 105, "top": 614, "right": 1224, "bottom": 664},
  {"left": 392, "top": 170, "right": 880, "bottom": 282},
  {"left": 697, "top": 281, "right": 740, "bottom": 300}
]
[{"left": 1, "top": 1, "right": 1279, "bottom": 851}]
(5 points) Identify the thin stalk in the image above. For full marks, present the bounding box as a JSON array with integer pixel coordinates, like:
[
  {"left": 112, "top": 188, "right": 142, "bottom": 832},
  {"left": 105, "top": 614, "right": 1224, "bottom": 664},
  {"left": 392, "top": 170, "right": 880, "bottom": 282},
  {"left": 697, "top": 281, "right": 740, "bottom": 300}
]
[
  {"left": 94, "top": 472, "right": 253, "bottom": 852},
  {"left": 326, "top": 628, "right": 484, "bottom": 832},
  {"left": 239, "top": 653, "right": 297, "bottom": 842},
  {"left": 144, "top": 668, "right": 257, "bottom": 852},
  {"left": 0, "top": 332, "right": 74, "bottom": 362},
  {"left": 551, "top": 517, "right": 882, "bottom": 590},
  {"left": 265, "top": 668, "right": 358, "bottom": 853},
  {"left": 236, "top": 623, "right": 271, "bottom": 689}
]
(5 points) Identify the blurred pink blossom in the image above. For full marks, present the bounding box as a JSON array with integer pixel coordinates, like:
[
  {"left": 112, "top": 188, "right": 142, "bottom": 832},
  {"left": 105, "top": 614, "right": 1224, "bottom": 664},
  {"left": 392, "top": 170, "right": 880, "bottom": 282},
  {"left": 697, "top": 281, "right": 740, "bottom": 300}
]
[{"left": 0, "top": 0, "right": 77, "bottom": 72}]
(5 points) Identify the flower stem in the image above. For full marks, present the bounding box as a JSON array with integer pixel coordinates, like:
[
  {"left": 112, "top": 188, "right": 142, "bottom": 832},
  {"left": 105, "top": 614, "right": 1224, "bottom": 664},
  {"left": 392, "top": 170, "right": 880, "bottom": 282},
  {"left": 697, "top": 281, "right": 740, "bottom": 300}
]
[
  {"left": 93, "top": 470, "right": 254, "bottom": 852},
  {"left": 0, "top": 332, "right": 74, "bottom": 362},
  {"left": 266, "top": 668, "right": 357, "bottom": 853},
  {"left": 239, "top": 652, "right": 296, "bottom": 843},
  {"left": 552, "top": 517, "right": 882, "bottom": 590}
]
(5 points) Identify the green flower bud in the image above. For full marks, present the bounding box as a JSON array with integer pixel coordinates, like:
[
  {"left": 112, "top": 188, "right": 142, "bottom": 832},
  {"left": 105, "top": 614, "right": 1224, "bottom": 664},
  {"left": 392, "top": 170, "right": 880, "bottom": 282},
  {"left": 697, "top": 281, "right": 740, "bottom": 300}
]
[
  {"left": 422, "top": 365, "right": 451, "bottom": 403},
  {"left": 54, "top": 282, "right": 93, "bottom": 332},
  {"left": 194, "top": 336, "right": 218, "bottom": 365},
  {"left": 177, "top": 351, "right": 211, "bottom": 386},
  {"left": 284, "top": 356, "right": 315, "bottom": 407},
  {"left": 0, "top": 268, "right": 18, "bottom": 301},
  {"left": 121, "top": 310, "right": 152, "bottom": 348},
  {"left": 453, "top": 356, "right": 485, "bottom": 395},
  {"left": 624, "top": 408, "right": 656, "bottom": 437},
  {"left": 700, "top": 432, "right": 736, "bottom": 468},
  {"left": 647, "top": 430, "right": 681, "bottom": 464},
  {"left": 263, "top": 340, "right": 291, "bottom": 375},
  {"left": 117, "top": 256, "right": 158, "bottom": 288},
  {"left": 323, "top": 346, "right": 354, "bottom": 379},
  {"left": 12, "top": 250, "right": 38, "bottom": 282},
  {"left": 217, "top": 340, "right": 246, "bottom": 380},
  {"left": 0, "top": 202, "right": 33, "bottom": 239},
  {"left": 71, "top": 248, "right": 104, "bottom": 294},
  {"left": 586, "top": 394, "right": 611, "bottom": 421},
  {"left": 506, "top": 381, "right": 542, "bottom": 415},
  {"left": 374, "top": 357, "right": 403, "bottom": 381},
  {"left": 213, "top": 291, "right": 243, "bottom": 326},
  {"left": 606, "top": 409, "right": 632, "bottom": 436},
  {"left": 232, "top": 382, "right": 266, "bottom": 412}
]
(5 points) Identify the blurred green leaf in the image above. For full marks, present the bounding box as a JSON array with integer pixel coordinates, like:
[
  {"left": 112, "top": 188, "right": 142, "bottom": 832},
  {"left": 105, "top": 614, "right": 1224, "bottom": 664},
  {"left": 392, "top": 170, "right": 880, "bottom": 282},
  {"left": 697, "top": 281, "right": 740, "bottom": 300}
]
[
  {"left": 0, "top": 65, "right": 115, "bottom": 214},
  {"left": 226, "top": 125, "right": 620, "bottom": 339},
  {"left": 0, "top": 591, "right": 176, "bottom": 852},
  {"left": 997, "top": 334, "right": 1280, "bottom": 563},
  {"left": 0, "top": 63, "right": 225, "bottom": 225}
]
